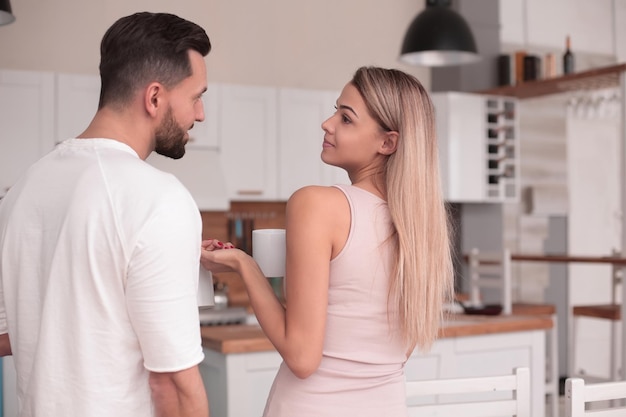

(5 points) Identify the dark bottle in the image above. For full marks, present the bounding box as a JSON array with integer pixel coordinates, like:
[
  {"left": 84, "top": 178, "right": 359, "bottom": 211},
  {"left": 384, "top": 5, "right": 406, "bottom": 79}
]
[{"left": 563, "top": 35, "right": 575, "bottom": 74}]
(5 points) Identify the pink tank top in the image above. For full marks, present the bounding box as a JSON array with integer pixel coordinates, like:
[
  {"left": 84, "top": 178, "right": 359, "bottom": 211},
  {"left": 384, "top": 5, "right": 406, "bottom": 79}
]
[{"left": 262, "top": 184, "right": 409, "bottom": 417}]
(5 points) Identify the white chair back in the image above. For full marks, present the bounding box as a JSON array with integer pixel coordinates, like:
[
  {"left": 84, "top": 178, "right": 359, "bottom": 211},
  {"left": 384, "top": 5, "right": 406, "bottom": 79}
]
[
  {"left": 565, "top": 377, "right": 626, "bottom": 416},
  {"left": 406, "top": 367, "right": 530, "bottom": 417},
  {"left": 467, "top": 247, "right": 513, "bottom": 314}
]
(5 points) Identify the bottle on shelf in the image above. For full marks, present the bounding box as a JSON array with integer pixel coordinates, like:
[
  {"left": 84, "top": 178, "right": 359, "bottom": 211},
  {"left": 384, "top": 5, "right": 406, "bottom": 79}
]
[
  {"left": 563, "top": 35, "right": 575, "bottom": 75},
  {"left": 544, "top": 53, "right": 557, "bottom": 78}
]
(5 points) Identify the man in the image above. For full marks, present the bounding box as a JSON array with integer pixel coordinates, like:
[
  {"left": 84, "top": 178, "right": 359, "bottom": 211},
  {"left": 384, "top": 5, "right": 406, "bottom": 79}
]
[{"left": 0, "top": 12, "right": 212, "bottom": 417}]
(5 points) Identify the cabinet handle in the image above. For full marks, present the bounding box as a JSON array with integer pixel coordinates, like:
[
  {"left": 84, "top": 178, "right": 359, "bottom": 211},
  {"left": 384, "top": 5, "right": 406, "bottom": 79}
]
[{"left": 237, "top": 190, "right": 263, "bottom": 196}]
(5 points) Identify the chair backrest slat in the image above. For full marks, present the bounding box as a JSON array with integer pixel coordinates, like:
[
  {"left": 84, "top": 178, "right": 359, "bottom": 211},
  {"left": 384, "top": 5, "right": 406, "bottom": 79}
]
[
  {"left": 467, "top": 247, "right": 513, "bottom": 314},
  {"left": 584, "top": 382, "right": 626, "bottom": 402},
  {"left": 407, "top": 367, "right": 530, "bottom": 417},
  {"left": 565, "top": 377, "right": 626, "bottom": 416},
  {"left": 415, "top": 400, "right": 516, "bottom": 417}
]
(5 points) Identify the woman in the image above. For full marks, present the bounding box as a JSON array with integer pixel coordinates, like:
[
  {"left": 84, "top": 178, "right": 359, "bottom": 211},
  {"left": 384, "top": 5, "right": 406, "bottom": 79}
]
[{"left": 201, "top": 66, "right": 454, "bottom": 416}]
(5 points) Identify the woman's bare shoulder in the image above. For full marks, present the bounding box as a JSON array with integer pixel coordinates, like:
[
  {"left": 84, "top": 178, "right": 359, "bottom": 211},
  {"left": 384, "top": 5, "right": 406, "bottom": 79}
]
[
  {"left": 287, "top": 185, "right": 347, "bottom": 210},
  {"left": 286, "top": 186, "right": 351, "bottom": 255}
]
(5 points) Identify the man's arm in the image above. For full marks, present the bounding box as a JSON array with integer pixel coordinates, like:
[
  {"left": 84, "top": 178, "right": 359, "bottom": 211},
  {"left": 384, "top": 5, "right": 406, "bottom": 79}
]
[
  {"left": 0, "top": 333, "right": 11, "bottom": 357},
  {"left": 149, "top": 365, "right": 209, "bottom": 417}
]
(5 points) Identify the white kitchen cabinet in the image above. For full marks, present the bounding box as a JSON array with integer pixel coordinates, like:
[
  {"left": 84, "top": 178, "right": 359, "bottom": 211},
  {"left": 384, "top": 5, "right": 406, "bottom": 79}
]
[
  {"left": 201, "top": 348, "right": 282, "bottom": 417},
  {"left": 55, "top": 73, "right": 100, "bottom": 143},
  {"left": 55, "top": 73, "right": 219, "bottom": 150},
  {"left": 0, "top": 69, "right": 55, "bottom": 195},
  {"left": 2, "top": 357, "right": 17, "bottom": 417},
  {"left": 54, "top": 73, "right": 228, "bottom": 209},
  {"left": 406, "top": 330, "right": 545, "bottom": 417},
  {"left": 182, "top": 84, "right": 220, "bottom": 150},
  {"left": 200, "top": 327, "right": 545, "bottom": 417},
  {"left": 146, "top": 149, "right": 229, "bottom": 211},
  {"left": 432, "top": 92, "right": 519, "bottom": 203},
  {"left": 189, "top": 83, "right": 220, "bottom": 149},
  {"left": 219, "top": 84, "right": 278, "bottom": 201},
  {"left": 2, "top": 70, "right": 353, "bottom": 206},
  {"left": 145, "top": 83, "right": 228, "bottom": 209},
  {"left": 277, "top": 88, "right": 349, "bottom": 200}
]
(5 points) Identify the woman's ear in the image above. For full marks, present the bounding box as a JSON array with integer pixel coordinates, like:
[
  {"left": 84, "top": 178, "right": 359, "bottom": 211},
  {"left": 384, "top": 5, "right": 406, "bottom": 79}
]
[{"left": 379, "top": 131, "right": 399, "bottom": 156}]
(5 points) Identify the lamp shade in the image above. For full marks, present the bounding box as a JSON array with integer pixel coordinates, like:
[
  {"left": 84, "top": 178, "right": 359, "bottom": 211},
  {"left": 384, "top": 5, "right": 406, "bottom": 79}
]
[
  {"left": 400, "top": 0, "right": 479, "bottom": 67},
  {"left": 0, "top": 0, "right": 15, "bottom": 26}
]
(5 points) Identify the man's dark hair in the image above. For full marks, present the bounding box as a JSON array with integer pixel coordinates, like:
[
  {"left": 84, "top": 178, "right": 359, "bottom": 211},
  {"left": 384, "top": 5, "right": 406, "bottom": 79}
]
[{"left": 98, "top": 12, "right": 211, "bottom": 109}]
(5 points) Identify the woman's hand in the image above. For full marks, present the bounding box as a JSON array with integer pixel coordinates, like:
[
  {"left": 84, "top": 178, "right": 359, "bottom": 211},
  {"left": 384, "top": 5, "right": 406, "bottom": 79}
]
[
  {"left": 200, "top": 239, "right": 243, "bottom": 273},
  {"left": 201, "top": 238, "right": 235, "bottom": 251}
]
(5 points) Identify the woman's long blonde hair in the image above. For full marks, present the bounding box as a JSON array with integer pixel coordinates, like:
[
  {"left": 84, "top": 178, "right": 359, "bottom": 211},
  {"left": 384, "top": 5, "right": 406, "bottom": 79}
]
[{"left": 351, "top": 67, "right": 454, "bottom": 351}]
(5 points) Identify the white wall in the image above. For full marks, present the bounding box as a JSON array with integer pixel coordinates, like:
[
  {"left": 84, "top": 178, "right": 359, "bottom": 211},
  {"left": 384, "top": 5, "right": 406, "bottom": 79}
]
[
  {"left": 0, "top": 0, "right": 430, "bottom": 90},
  {"left": 499, "top": 0, "right": 625, "bottom": 69}
]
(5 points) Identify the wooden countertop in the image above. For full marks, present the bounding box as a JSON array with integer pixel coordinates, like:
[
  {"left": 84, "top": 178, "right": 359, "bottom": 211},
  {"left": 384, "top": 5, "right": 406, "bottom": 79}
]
[
  {"left": 201, "top": 325, "right": 274, "bottom": 354},
  {"left": 200, "top": 314, "right": 553, "bottom": 354},
  {"left": 511, "top": 253, "right": 626, "bottom": 265},
  {"left": 463, "top": 252, "right": 626, "bottom": 265}
]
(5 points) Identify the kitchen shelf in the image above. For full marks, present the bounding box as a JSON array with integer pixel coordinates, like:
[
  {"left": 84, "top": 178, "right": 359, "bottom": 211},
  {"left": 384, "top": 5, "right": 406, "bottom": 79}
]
[
  {"left": 432, "top": 92, "right": 519, "bottom": 202},
  {"left": 478, "top": 63, "right": 626, "bottom": 99}
]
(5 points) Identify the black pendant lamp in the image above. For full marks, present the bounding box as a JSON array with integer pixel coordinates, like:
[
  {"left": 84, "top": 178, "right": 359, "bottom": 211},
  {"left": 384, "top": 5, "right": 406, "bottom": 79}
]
[
  {"left": 0, "top": 0, "right": 15, "bottom": 26},
  {"left": 400, "top": 0, "right": 479, "bottom": 67}
]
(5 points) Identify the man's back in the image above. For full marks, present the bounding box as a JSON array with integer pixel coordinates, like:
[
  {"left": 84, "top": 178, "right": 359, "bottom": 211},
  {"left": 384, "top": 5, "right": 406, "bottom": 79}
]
[{"left": 0, "top": 138, "right": 204, "bottom": 416}]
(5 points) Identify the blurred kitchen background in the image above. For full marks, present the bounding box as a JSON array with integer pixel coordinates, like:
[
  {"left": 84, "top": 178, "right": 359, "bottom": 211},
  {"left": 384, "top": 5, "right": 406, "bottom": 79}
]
[{"left": 2, "top": 1, "right": 626, "bottom": 416}]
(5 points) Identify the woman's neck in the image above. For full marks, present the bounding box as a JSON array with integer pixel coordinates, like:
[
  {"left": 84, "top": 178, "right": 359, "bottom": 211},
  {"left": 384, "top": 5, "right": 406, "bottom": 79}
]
[{"left": 350, "top": 172, "right": 387, "bottom": 201}]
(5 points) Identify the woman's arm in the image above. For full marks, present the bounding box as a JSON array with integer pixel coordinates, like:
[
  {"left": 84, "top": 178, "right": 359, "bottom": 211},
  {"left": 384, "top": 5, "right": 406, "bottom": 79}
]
[{"left": 201, "top": 186, "right": 349, "bottom": 378}]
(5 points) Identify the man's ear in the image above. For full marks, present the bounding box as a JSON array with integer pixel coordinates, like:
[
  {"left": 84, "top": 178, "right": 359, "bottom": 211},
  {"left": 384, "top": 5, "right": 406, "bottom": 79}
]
[
  {"left": 379, "top": 131, "right": 399, "bottom": 156},
  {"left": 144, "top": 82, "right": 163, "bottom": 118}
]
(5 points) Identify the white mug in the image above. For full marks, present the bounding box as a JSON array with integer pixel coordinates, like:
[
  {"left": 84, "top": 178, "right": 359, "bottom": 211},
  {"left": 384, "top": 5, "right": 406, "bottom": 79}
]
[
  {"left": 197, "top": 266, "right": 215, "bottom": 309},
  {"left": 252, "top": 229, "right": 286, "bottom": 278}
]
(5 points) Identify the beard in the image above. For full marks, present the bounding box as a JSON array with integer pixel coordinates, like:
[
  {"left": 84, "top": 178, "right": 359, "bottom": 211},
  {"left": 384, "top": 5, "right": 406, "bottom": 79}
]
[{"left": 154, "top": 106, "right": 188, "bottom": 160}]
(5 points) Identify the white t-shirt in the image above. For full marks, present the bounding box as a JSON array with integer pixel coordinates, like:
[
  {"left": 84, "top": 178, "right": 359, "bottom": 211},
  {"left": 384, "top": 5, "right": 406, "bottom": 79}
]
[{"left": 0, "top": 139, "right": 205, "bottom": 417}]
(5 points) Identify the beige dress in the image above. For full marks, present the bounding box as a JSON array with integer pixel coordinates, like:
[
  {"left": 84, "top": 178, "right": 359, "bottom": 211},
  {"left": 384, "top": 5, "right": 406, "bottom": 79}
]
[{"left": 262, "top": 184, "right": 409, "bottom": 417}]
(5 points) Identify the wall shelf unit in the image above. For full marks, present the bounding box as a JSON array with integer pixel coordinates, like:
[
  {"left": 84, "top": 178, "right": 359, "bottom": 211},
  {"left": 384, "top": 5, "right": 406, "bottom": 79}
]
[
  {"left": 432, "top": 92, "right": 519, "bottom": 203},
  {"left": 478, "top": 63, "right": 626, "bottom": 99}
]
